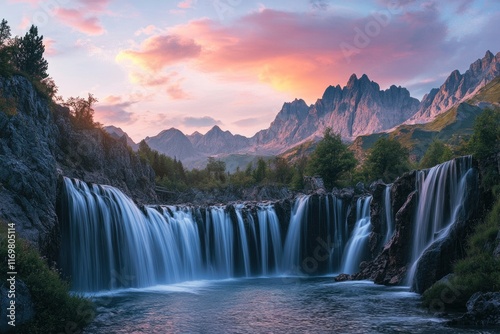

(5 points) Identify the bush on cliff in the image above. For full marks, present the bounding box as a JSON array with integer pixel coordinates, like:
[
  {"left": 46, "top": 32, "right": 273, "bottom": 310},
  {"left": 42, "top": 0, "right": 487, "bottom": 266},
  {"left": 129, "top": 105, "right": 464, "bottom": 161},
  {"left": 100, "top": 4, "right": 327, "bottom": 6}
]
[{"left": 0, "top": 222, "right": 94, "bottom": 333}]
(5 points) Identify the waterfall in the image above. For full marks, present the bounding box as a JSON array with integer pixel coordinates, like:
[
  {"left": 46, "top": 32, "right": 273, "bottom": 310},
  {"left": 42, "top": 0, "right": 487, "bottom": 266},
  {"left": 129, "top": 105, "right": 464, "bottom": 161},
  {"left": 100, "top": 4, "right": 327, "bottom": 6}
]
[
  {"left": 60, "top": 178, "right": 352, "bottom": 292},
  {"left": 406, "top": 156, "right": 473, "bottom": 285},
  {"left": 205, "top": 207, "right": 234, "bottom": 277},
  {"left": 382, "top": 185, "right": 394, "bottom": 246},
  {"left": 341, "top": 196, "right": 372, "bottom": 274},
  {"left": 282, "top": 194, "right": 349, "bottom": 275},
  {"left": 234, "top": 204, "right": 251, "bottom": 277},
  {"left": 59, "top": 178, "right": 205, "bottom": 291},
  {"left": 256, "top": 203, "right": 283, "bottom": 275},
  {"left": 282, "top": 195, "right": 310, "bottom": 274}
]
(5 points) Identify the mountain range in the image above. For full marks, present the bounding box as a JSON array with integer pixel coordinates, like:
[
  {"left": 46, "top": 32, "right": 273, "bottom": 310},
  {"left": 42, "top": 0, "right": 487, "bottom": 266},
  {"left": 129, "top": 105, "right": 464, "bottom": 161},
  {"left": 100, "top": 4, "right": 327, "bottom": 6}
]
[{"left": 104, "top": 51, "right": 500, "bottom": 170}]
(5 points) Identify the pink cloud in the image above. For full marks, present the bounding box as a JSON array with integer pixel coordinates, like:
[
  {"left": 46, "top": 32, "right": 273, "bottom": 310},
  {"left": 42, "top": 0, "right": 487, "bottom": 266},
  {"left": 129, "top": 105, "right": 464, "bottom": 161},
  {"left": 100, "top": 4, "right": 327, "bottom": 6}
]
[
  {"left": 54, "top": 8, "right": 105, "bottom": 35},
  {"left": 18, "top": 16, "right": 31, "bottom": 30},
  {"left": 135, "top": 24, "right": 161, "bottom": 36},
  {"left": 43, "top": 38, "right": 57, "bottom": 56},
  {"left": 118, "top": 6, "right": 458, "bottom": 101},
  {"left": 177, "top": 0, "right": 196, "bottom": 9},
  {"left": 166, "top": 83, "right": 190, "bottom": 100},
  {"left": 116, "top": 35, "right": 201, "bottom": 71}
]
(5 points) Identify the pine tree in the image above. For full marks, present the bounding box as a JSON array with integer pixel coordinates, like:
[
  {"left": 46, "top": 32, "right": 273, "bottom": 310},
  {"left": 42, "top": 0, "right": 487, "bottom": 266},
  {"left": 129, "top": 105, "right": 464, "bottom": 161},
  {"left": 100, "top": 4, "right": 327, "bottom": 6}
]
[
  {"left": 13, "top": 25, "right": 48, "bottom": 80},
  {"left": 306, "top": 128, "right": 357, "bottom": 188},
  {"left": 0, "top": 19, "right": 13, "bottom": 76},
  {"left": 0, "top": 19, "right": 11, "bottom": 46}
]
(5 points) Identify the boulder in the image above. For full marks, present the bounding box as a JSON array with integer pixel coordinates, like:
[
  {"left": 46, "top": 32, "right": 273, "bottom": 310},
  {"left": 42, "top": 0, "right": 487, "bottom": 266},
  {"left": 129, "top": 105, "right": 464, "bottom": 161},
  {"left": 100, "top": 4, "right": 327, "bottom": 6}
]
[{"left": 448, "top": 292, "right": 500, "bottom": 327}]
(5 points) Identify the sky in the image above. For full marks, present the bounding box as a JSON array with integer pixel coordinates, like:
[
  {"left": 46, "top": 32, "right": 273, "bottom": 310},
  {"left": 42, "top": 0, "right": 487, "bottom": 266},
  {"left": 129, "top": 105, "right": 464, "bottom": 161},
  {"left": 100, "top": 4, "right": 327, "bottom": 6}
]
[{"left": 2, "top": 0, "right": 499, "bottom": 142}]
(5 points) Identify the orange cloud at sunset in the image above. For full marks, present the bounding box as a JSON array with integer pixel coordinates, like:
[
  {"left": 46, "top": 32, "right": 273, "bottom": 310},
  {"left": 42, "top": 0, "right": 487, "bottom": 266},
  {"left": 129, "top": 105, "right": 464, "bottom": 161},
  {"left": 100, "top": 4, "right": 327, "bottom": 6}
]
[
  {"left": 116, "top": 35, "right": 201, "bottom": 71},
  {"left": 116, "top": 7, "right": 455, "bottom": 102}
]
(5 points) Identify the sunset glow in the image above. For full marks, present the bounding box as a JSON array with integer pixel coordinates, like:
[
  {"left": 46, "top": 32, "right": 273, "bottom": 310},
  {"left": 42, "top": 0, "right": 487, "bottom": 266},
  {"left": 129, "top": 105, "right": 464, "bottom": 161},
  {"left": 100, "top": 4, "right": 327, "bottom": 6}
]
[{"left": 2, "top": 0, "right": 499, "bottom": 141}]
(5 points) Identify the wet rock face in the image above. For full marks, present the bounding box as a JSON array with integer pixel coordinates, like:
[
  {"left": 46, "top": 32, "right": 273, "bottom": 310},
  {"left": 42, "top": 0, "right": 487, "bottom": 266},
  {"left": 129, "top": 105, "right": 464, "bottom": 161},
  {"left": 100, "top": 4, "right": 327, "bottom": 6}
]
[
  {"left": 412, "top": 168, "right": 480, "bottom": 294},
  {"left": 0, "top": 76, "right": 59, "bottom": 255},
  {"left": 350, "top": 189, "right": 418, "bottom": 285},
  {"left": 448, "top": 292, "right": 500, "bottom": 327},
  {"left": 368, "top": 181, "right": 386, "bottom": 259}
]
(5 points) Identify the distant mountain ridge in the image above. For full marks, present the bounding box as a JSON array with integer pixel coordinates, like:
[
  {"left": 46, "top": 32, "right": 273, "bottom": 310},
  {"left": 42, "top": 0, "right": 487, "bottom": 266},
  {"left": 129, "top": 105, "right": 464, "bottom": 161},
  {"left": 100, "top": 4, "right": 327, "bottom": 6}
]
[
  {"left": 110, "top": 50, "right": 499, "bottom": 170},
  {"left": 406, "top": 50, "right": 500, "bottom": 124},
  {"left": 104, "top": 125, "right": 139, "bottom": 151}
]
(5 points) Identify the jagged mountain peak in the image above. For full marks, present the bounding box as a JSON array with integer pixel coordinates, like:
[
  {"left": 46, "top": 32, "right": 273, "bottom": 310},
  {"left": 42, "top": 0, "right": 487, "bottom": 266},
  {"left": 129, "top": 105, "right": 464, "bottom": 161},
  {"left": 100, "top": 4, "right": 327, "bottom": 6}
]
[
  {"left": 206, "top": 125, "right": 227, "bottom": 136},
  {"left": 345, "top": 73, "right": 380, "bottom": 92},
  {"left": 484, "top": 50, "right": 494, "bottom": 61}
]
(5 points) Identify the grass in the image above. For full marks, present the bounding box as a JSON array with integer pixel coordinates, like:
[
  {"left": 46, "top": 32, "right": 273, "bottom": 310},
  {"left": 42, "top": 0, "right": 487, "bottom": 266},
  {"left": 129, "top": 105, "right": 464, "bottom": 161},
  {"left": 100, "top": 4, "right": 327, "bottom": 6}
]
[
  {"left": 0, "top": 222, "right": 94, "bottom": 333},
  {"left": 469, "top": 76, "right": 500, "bottom": 105}
]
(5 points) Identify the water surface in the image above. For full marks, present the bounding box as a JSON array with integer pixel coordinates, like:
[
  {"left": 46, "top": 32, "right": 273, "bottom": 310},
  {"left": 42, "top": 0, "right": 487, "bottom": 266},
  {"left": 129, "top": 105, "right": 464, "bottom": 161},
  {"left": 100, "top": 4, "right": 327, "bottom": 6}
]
[{"left": 84, "top": 277, "right": 493, "bottom": 334}]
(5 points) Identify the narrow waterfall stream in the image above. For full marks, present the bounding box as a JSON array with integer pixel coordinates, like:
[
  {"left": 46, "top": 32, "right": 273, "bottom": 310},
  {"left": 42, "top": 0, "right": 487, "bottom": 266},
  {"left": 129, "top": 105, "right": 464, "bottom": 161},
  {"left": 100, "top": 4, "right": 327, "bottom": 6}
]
[{"left": 340, "top": 196, "right": 372, "bottom": 274}]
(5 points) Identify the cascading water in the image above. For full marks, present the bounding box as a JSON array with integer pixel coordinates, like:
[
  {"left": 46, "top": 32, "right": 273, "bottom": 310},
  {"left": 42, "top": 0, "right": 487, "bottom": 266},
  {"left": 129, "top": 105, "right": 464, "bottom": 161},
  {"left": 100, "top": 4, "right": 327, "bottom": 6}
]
[
  {"left": 60, "top": 178, "right": 353, "bottom": 292},
  {"left": 282, "top": 194, "right": 349, "bottom": 275},
  {"left": 382, "top": 185, "right": 394, "bottom": 246},
  {"left": 234, "top": 204, "right": 251, "bottom": 277},
  {"left": 256, "top": 204, "right": 283, "bottom": 275},
  {"left": 340, "top": 196, "right": 372, "bottom": 274},
  {"left": 59, "top": 178, "right": 205, "bottom": 291},
  {"left": 282, "top": 195, "right": 310, "bottom": 274},
  {"left": 406, "top": 156, "right": 473, "bottom": 286}
]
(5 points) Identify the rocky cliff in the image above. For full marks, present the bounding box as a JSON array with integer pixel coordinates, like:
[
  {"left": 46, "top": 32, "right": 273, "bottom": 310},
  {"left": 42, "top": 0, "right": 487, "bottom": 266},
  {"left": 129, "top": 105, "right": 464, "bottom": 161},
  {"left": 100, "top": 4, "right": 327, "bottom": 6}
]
[
  {"left": 0, "top": 76, "right": 59, "bottom": 256},
  {"left": 0, "top": 75, "right": 156, "bottom": 256}
]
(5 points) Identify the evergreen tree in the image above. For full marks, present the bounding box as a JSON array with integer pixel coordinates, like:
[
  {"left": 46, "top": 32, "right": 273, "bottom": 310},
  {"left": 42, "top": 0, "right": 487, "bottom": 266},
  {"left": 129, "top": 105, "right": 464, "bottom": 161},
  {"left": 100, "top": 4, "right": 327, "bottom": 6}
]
[
  {"left": 419, "top": 140, "right": 453, "bottom": 169},
  {"left": 0, "top": 19, "right": 11, "bottom": 45},
  {"left": 13, "top": 25, "right": 48, "bottom": 80},
  {"left": 363, "top": 137, "right": 410, "bottom": 183},
  {"left": 253, "top": 158, "right": 267, "bottom": 183},
  {"left": 0, "top": 19, "right": 13, "bottom": 76},
  {"left": 306, "top": 128, "right": 357, "bottom": 188}
]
